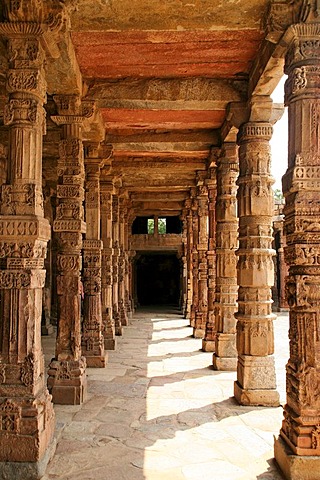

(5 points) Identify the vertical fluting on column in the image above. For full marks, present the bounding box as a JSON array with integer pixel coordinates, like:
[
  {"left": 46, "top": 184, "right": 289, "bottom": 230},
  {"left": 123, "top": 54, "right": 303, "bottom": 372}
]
[
  {"left": 203, "top": 161, "right": 218, "bottom": 352},
  {"left": 81, "top": 143, "right": 107, "bottom": 368},
  {"left": 48, "top": 95, "right": 94, "bottom": 405},
  {"left": 0, "top": 6, "right": 57, "bottom": 471},
  {"left": 112, "top": 194, "right": 122, "bottom": 335},
  {"left": 118, "top": 197, "right": 129, "bottom": 327},
  {"left": 193, "top": 177, "right": 209, "bottom": 339},
  {"left": 100, "top": 179, "right": 116, "bottom": 350},
  {"left": 234, "top": 109, "right": 279, "bottom": 406},
  {"left": 275, "top": 22, "right": 320, "bottom": 473},
  {"left": 212, "top": 144, "right": 239, "bottom": 370}
]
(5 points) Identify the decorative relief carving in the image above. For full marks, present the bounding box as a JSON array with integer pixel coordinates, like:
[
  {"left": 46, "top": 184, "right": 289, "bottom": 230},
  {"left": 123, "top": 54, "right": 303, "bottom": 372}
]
[
  {"left": 20, "top": 353, "right": 34, "bottom": 387},
  {"left": 0, "top": 399, "right": 21, "bottom": 434}
]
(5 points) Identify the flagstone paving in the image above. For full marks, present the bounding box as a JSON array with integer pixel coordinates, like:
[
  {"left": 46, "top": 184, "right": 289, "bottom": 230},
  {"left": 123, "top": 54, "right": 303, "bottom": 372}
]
[{"left": 42, "top": 308, "right": 288, "bottom": 480}]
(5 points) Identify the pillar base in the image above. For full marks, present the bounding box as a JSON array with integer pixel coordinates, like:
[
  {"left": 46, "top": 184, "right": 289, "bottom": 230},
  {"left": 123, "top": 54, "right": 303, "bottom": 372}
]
[
  {"left": 104, "top": 337, "right": 117, "bottom": 350},
  {"left": 234, "top": 380, "right": 280, "bottom": 406},
  {"left": 48, "top": 358, "right": 87, "bottom": 405},
  {"left": 86, "top": 352, "right": 108, "bottom": 368},
  {"left": 193, "top": 328, "right": 205, "bottom": 339},
  {"left": 0, "top": 435, "right": 56, "bottom": 480},
  {"left": 115, "top": 327, "right": 123, "bottom": 336},
  {"left": 274, "top": 435, "right": 320, "bottom": 480},
  {"left": 212, "top": 355, "right": 237, "bottom": 371},
  {"left": 202, "top": 339, "right": 215, "bottom": 352}
]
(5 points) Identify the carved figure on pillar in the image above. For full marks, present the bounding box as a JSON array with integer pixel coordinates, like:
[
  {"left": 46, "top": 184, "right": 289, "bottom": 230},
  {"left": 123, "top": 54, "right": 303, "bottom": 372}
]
[
  {"left": 212, "top": 144, "right": 239, "bottom": 370},
  {"left": 234, "top": 98, "right": 279, "bottom": 407},
  {"left": 274, "top": 14, "right": 320, "bottom": 477},
  {"left": 203, "top": 157, "right": 218, "bottom": 352},
  {"left": 81, "top": 143, "right": 109, "bottom": 367},
  {"left": 48, "top": 94, "right": 95, "bottom": 404},
  {"left": 0, "top": 0, "right": 65, "bottom": 475}
]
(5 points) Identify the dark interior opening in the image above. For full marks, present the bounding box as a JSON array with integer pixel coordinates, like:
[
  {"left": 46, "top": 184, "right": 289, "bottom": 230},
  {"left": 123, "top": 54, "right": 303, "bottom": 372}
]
[{"left": 136, "top": 253, "right": 181, "bottom": 306}]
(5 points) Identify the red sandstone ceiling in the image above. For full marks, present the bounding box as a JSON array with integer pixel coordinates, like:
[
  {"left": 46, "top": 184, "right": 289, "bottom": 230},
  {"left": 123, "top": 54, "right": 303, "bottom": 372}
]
[{"left": 26, "top": 1, "right": 273, "bottom": 215}]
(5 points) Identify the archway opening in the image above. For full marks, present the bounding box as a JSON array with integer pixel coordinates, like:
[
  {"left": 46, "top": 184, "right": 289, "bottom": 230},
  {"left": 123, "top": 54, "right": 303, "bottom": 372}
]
[{"left": 136, "top": 253, "right": 181, "bottom": 306}]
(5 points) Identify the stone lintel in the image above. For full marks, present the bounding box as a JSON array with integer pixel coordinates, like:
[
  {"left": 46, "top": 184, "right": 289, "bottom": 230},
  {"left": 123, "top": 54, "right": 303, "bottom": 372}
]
[{"left": 274, "top": 435, "right": 320, "bottom": 480}]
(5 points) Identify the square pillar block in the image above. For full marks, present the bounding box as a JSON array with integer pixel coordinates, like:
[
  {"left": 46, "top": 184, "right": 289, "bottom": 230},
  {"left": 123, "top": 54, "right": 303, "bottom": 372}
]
[{"left": 275, "top": 436, "right": 320, "bottom": 480}]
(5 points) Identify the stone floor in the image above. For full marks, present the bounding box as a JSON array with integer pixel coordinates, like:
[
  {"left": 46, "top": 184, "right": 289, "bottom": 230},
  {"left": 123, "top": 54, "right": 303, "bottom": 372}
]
[{"left": 42, "top": 307, "right": 289, "bottom": 480}]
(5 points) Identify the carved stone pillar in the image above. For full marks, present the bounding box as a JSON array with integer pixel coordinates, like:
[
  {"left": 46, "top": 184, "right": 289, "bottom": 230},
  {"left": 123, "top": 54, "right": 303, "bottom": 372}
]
[
  {"left": 112, "top": 194, "right": 122, "bottom": 335},
  {"left": 118, "top": 197, "right": 129, "bottom": 327},
  {"left": 193, "top": 179, "right": 209, "bottom": 339},
  {"left": 234, "top": 100, "right": 279, "bottom": 407},
  {"left": 81, "top": 143, "right": 107, "bottom": 367},
  {"left": 123, "top": 203, "right": 133, "bottom": 319},
  {"left": 181, "top": 209, "right": 188, "bottom": 315},
  {"left": 203, "top": 163, "right": 218, "bottom": 352},
  {"left": 274, "top": 20, "right": 320, "bottom": 477},
  {"left": 184, "top": 199, "right": 193, "bottom": 320},
  {"left": 0, "top": 2, "right": 61, "bottom": 475},
  {"left": 100, "top": 180, "right": 116, "bottom": 350},
  {"left": 48, "top": 95, "right": 93, "bottom": 405},
  {"left": 190, "top": 194, "right": 199, "bottom": 328},
  {"left": 277, "top": 226, "right": 289, "bottom": 311},
  {"left": 213, "top": 144, "right": 239, "bottom": 370}
]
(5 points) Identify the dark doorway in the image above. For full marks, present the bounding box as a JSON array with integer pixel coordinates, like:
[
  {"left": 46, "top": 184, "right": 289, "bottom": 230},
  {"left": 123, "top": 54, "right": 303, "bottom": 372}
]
[{"left": 136, "top": 253, "right": 181, "bottom": 306}]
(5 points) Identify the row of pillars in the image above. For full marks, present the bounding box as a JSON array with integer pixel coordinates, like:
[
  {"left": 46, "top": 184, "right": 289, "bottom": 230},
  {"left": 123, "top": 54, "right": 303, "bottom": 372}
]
[{"left": 0, "top": 6, "right": 320, "bottom": 479}]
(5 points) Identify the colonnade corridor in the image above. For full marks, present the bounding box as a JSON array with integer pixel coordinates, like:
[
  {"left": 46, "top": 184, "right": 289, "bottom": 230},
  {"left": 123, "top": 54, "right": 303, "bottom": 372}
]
[{"left": 42, "top": 309, "right": 288, "bottom": 480}]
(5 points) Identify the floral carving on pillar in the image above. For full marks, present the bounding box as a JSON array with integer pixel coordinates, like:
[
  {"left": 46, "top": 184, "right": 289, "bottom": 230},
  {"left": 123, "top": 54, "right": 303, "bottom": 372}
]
[
  {"left": 202, "top": 156, "right": 218, "bottom": 352},
  {"left": 0, "top": 1, "right": 61, "bottom": 468},
  {"left": 193, "top": 174, "right": 209, "bottom": 339},
  {"left": 234, "top": 105, "right": 280, "bottom": 407},
  {"left": 100, "top": 179, "right": 116, "bottom": 350},
  {"left": 48, "top": 95, "right": 94, "bottom": 405},
  {"left": 275, "top": 21, "right": 320, "bottom": 466},
  {"left": 81, "top": 144, "right": 107, "bottom": 368},
  {"left": 212, "top": 144, "right": 239, "bottom": 370}
]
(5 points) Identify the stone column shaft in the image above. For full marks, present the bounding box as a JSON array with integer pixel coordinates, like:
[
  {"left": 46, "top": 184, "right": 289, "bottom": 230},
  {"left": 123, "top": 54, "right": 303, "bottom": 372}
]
[
  {"left": 193, "top": 182, "right": 209, "bottom": 339},
  {"left": 118, "top": 198, "right": 129, "bottom": 327},
  {"left": 213, "top": 144, "right": 239, "bottom": 370},
  {"left": 275, "top": 21, "right": 320, "bottom": 477},
  {"left": 112, "top": 195, "right": 122, "bottom": 335},
  {"left": 203, "top": 167, "right": 218, "bottom": 352},
  {"left": 100, "top": 181, "right": 116, "bottom": 350},
  {"left": 0, "top": 4, "right": 60, "bottom": 474},
  {"left": 81, "top": 144, "right": 107, "bottom": 367},
  {"left": 235, "top": 110, "right": 279, "bottom": 407},
  {"left": 48, "top": 95, "right": 93, "bottom": 405}
]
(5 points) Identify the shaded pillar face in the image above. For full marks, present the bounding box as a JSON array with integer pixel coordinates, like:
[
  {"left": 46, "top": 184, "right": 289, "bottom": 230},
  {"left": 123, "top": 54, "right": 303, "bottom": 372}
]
[
  {"left": 189, "top": 197, "right": 199, "bottom": 328},
  {"left": 48, "top": 95, "right": 93, "bottom": 405},
  {"left": 185, "top": 202, "right": 193, "bottom": 320},
  {"left": 81, "top": 149, "right": 107, "bottom": 367},
  {"left": 100, "top": 182, "right": 116, "bottom": 350},
  {"left": 193, "top": 183, "right": 209, "bottom": 339},
  {"left": 0, "top": 11, "right": 56, "bottom": 474},
  {"left": 234, "top": 118, "right": 279, "bottom": 407},
  {"left": 212, "top": 144, "right": 239, "bottom": 370},
  {"left": 203, "top": 167, "right": 218, "bottom": 352},
  {"left": 112, "top": 195, "right": 122, "bottom": 336},
  {"left": 274, "top": 23, "right": 320, "bottom": 470},
  {"left": 118, "top": 199, "right": 129, "bottom": 327}
]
